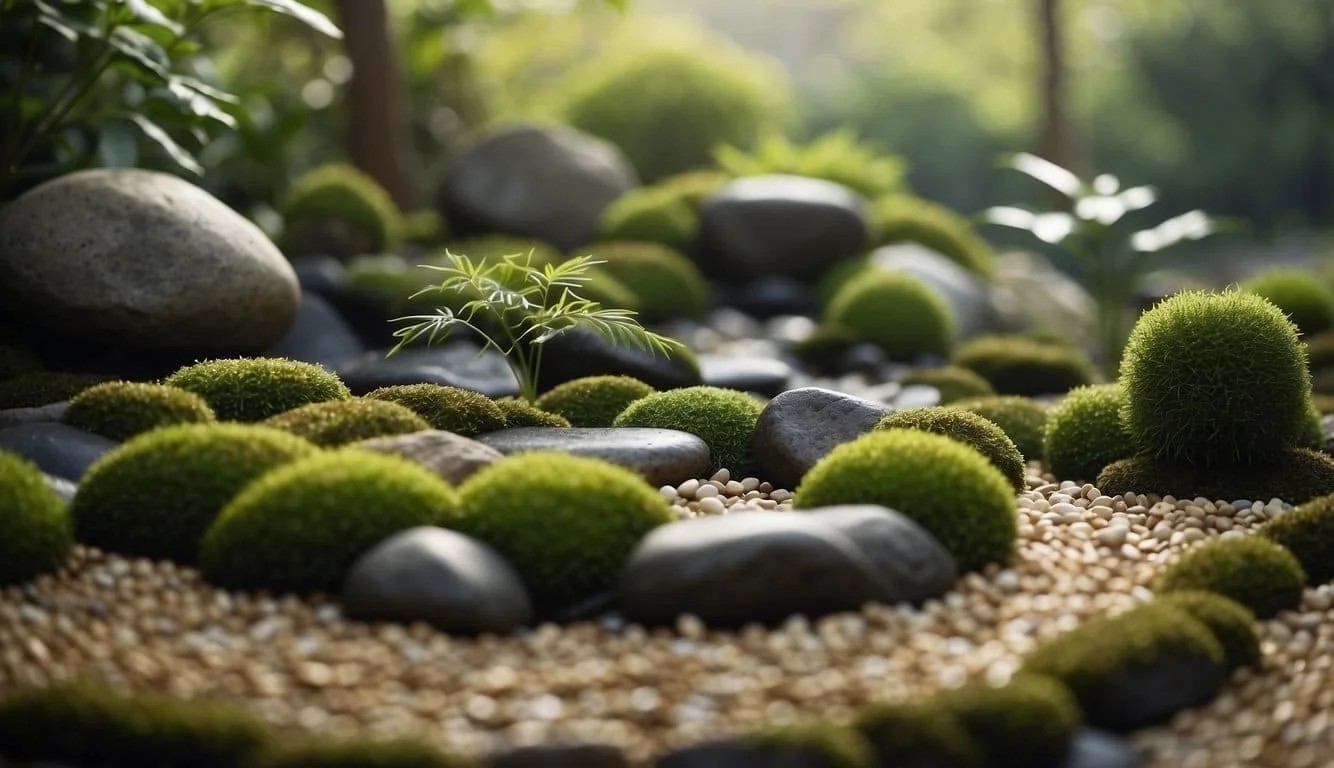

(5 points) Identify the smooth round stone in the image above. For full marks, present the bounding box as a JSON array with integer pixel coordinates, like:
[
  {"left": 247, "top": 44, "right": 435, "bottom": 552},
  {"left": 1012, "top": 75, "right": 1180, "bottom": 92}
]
[
  {"left": 805, "top": 505, "right": 957, "bottom": 605},
  {"left": 0, "top": 423, "right": 117, "bottom": 481},
  {"left": 656, "top": 737, "right": 847, "bottom": 768},
  {"left": 342, "top": 526, "right": 533, "bottom": 635},
  {"left": 865, "top": 242, "right": 1001, "bottom": 339},
  {"left": 731, "top": 275, "right": 819, "bottom": 319},
  {"left": 264, "top": 290, "right": 367, "bottom": 370},
  {"left": 751, "top": 387, "right": 892, "bottom": 490},
  {"left": 699, "top": 355, "right": 792, "bottom": 397},
  {"left": 0, "top": 169, "right": 298, "bottom": 350},
  {"left": 486, "top": 742, "right": 628, "bottom": 768},
  {"left": 0, "top": 401, "right": 68, "bottom": 429},
  {"left": 355, "top": 430, "right": 504, "bottom": 485},
  {"left": 533, "top": 328, "right": 703, "bottom": 393},
  {"left": 289, "top": 255, "right": 345, "bottom": 298},
  {"left": 1077, "top": 650, "right": 1223, "bottom": 732},
  {"left": 477, "top": 428, "right": 709, "bottom": 487},
  {"left": 1060, "top": 728, "right": 1141, "bottom": 768},
  {"left": 616, "top": 512, "right": 895, "bottom": 627},
  {"left": 337, "top": 343, "right": 520, "bottom": 398}
]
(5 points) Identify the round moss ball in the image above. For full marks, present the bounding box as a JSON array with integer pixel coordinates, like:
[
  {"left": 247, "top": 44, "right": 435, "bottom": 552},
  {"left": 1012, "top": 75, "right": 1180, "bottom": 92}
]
[
  {"left": 1155, "top": 591, "right": 1261, "bottom": 671},
  {"left": 279, "top": 162, "right": 402, "bottom": 260},
  {"left": 64, "top": 381, "right": 216, "bottom": 441},
  {"left": 794, "top": 429, "right": 1017, "bottom": 573},
  {"left": 453, "top": 452, "right": 673, "bottom": 606},
  {"left": 1260, "top": 494, "right": 1334, "bottom": 585},
  {"left": 612, "top": 386, "right": 764, "bottom": 473},
  {"left": 263, "top": 399, "right": 429, "bottom": 447},
  {"left": 824, "top": 270, "right": 954, "bottom": 361},
  {"left": 537, "top": 375, "right": 657, "bottom": 428},
  {"left": 952, "top": 335, "right": 1096, "bottom": 397},
  {"left": 1155, "top": 536, "right": 1307, "bottom": 618},
  {"left": 364, "top": 384, "right": 507, "bottom": 437},
  {"left": 1043, "top": 384, "right": 1133, "bottom": 482},
  {"left": 1096, "top": 450, "right": 1334, "bottom": 506},
  {"left": 493, "top": 398, "right": 571, "bottom": 428},
  {"left": 1119, "top": 290, "right": 1311, "bottom": 466},
  {"left": 0, "top": 372, "right": 112, "bottom": 409},
  {"left": 932, "top": 675, "right": 1081, "bottom": 768},
  {"left": 1241, "top": 268, "right": 1334, "bottom": 336},
  {"left": 71, "top": 424, "right": 318, "bottom": 563},
  {"left": 950, "top": 395, "right": 1050, "bottom": 463},
  {"left": 876, "top": 407, "right": 1026, "bottom": 491},
  {"left": 898, "top": 365, "right": 995, "bottom": 405},
  {"left": 0, "top": 451, "right": 73, "bottom": 585},
  {"left": 853, "top": 701, "right": 981, "bottom": 768},
  {"left": 200, "top": 449, "right": 460, "bottom": 594},
  {"left": 165, "top": 358, "right": 351, "bottom": 423},
  {"left": 583, "top": 241, "right": 711, "bottom": 321},
  {"left": 872, "top": 195, "right": 995, "bottom": 279},
  {"left": 258, "top": 737, "right": 465, "bottom": 768},
  {"left": 741, "top": 722, "right": 874, "bottom": 768},
  {"left": 598, "top": 187, "right": 699, "bottom": 251}
]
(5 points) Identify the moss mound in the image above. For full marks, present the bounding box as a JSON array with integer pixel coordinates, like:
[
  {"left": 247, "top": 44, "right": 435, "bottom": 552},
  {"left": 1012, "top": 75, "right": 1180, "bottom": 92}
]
[
  {"left": 165, "top": 358, "right": 351, "bottom": 423},
  {"left": 824, "top": 270, "right": 954, "bottom": 361},
  {"left": 853, "top": 701, "right": 981, "bottom": 768},
  {"left": 493, "top": 397, "right": 571, "bottom": 428},
  {"left": 951, "top": 335, "right": 1096, "bottom": 397},
  {"left": 1155, "top": 591, "right": 1261, "bottom": 671},
  {"left": 598, "top": 187, "right": 698, "bottom": 251},
  {"left": 1119, "top": 290, "right": 1311, "bottom": 466},
  {"left": 0, "top": 682, "right": 270, "bottom": 768},
  {"left": 1240, "top": 268, "right": 1334, "bottom": 336},
  {"left": 453, "top": 452, "right": 673, "bottom": 606},
  {"left": 365, "top": 384, "right": 508, "bottom": 437},
  {"left": 263, "top": 399, "right": 429, "bottom": 447},
  {"left": 64, "top": 381, "right": 216, "bottom": 441},
  {"left": 200, "top": 449, "right": 460, "bottom": 595},
  {"left": 0, "top": 371, "right": 112, "bottom": 409},
  {"left": 1043, "top": 384, "right": 1134, "bottom": 482},
  {"left": 1300, "top": 399, "right": 1325, "bottom": 450},
  {"left": 0, "top": 344, "right": 42, "bottom": 380},
  {"left": 1095, "top": 450, "right": 1334, "bottom": 506},
  {"left": 898, "top": 365, "right": 995, "bottom": 405},
  {"left": 537, "top": 375, "right": 657, "bottom": 428},
  {"left": 71, "top": 424, "right": 318, "bottom": 563},
  {"left": 932, "top": 675, "right": 1081, "bottom": 768},
  {"left": 794, "top": 429, "right": 1017, "bottom": 573},
  {"left": 0, "top": 452, "right": 73, "bottom": 585},
  {"left": 582, "top": 241, "right": 711, "bottom": 321},
  {"left": 741, "top": 722, "right": 874, "bottom": 768},
  {"left": 876, "top": 407, "right": 1026, "bottom": 491},
  {"left": 1260, "top": 493, "right": 1334, "bottom": 584},
  {"left": 871, "top": 195, "right": 996, "bottom": 278},
  {"left": 259, "top": 737, "right": 465, "bottom": 768},
  {"left": 1156, "top": 536, "right": 1306, "bottom": 618},
  {"left": 950, "top": 395, "right": 1050, "bottom": 463},
  {"left": 279, "top": 163, "right": 402, "bottom": 259},
  {"left": 402, "top": 210, "right": 447, "bottom": 247},
  {"left": 612, "top": 386, "right": 763, "bottom": 473}
]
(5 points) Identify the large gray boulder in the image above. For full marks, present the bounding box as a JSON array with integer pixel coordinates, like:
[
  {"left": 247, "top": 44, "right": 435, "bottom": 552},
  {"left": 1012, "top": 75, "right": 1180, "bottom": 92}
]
[{"left": 0, "top": 169, "right": 299, "bottom": 350}]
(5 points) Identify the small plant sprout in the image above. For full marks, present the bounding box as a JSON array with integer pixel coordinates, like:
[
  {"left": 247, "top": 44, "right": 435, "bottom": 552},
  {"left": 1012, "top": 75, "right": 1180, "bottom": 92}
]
[
  {"left": 390, "top": 249, "right": 684, "bottom": 403},
  {"left": 983, "top": 153, "right": 1220, "bottom": 375}
]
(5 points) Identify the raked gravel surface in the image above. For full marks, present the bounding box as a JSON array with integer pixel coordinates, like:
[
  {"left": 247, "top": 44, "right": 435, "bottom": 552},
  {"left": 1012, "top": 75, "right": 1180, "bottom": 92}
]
[{"left": 1, "top": 465, "right": 1330, "bottom": 767}]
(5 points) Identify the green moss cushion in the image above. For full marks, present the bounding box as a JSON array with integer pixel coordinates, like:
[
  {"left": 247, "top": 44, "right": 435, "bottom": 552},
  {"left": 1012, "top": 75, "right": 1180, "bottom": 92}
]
[
  {"left": 64, "top": 381, "right": 215, "bottom": 441},
  {"left": 365, "top": 384, "right": 507, "bottom": 437},
  {"left": 165, "top": 358, "right": 351, "bottom": 423},
  {"left": 279, "top": 163, "right": 402, "bottom": 259},
  {"left": 71, "top": 424, "right": 318, "bottom": 563},
  {"left": 1155, "top": 536, "right": 1306, "bottom": 618},
  {"left": 824, "top": 270, "right": 954, "bottom": 360},
  {"left": 612, "top": 386, "right": 764, "bottom": 473},
  {"left": 537, "top": 375, "right": 657, "bottom": 428},
  {"left": 0, "top": 451, "right": 73, "bottom": 585},
  {"left": 263, "top": 399, "right": 429, "bottom": 447},
  {"left": 871, "top": 195, "right": 995, "bottom": 279},
  {"left": 1155, "top": 591, "right": 1261, "bottom": 671},
  {"left": 1095, "top": 450, "right": 1334, "bottom": 506},
  {"left": 0, "top": 372, "right": 112, "bottom": 409},
  {"left": 898, "top": 366, "right": 995, "bottom": 405},
  {"left": 1240, "top": 268, "right": 1334, "bottom": 336},
  {"left": 952, "top": 335, "right": 1096, "bottom": 397},
  {"left": 1043, "top": 384, "right": 1134, "bottom": 482},
  {"left": 795, "top": 428, "right": 1017, "bottom": 573},
  {"left": 877, "top": 407, "right": 1026, "bottom": 491},
  {"left": 493, "top": 398, "right": 571, "bottom": 428},
  {"left": 598, "top": 188, "right": 699, "bottom": 251},
  {"left": 853, "top": 701, "right": 981, "bottom": 768},
  {"left": 1260, "top": 493, "right": 1334, "bottom": 584},
  {"left": 950, "top": 395, "right": 1050, "bottom": 463},
  {"left": 582, "top": 241, "right": 711, "bottom": 320},
  {"left": 932, "top": 675, "right": 1081, "bottom": 768}
]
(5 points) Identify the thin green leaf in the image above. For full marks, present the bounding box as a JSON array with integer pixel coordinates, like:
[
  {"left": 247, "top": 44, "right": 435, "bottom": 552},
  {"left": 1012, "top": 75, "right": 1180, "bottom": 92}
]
[
  {"left": 121, "top": 0, "right": 184, "bottom": 34},
  {"left": 126, "top": 113, "right": 201, "bottom": 174},
  {"left": 1009, "top": 152, "right": 1083, "bottom": 198},
  {"left": 241, "top": 0, "right": 342, "bottom": 39}
]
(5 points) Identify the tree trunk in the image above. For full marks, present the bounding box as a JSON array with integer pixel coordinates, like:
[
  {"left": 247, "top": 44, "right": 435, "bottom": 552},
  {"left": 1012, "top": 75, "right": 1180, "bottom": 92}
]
[{"left": 1036, "top": 0, "right": 1077, "bottom": 176}]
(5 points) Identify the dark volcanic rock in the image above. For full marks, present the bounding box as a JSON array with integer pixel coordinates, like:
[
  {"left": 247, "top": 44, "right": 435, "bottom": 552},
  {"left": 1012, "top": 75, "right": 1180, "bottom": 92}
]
[
  {"left": 752, "top": 387, "right": 891, "bottom": 490},
  {"left": 477, "top": 427, "right": 710, "bottom": 487}
]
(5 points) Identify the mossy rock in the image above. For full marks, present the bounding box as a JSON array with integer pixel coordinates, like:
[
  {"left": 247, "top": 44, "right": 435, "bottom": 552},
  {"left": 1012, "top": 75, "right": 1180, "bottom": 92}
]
[
  {"left": 1043, "top": 384, "right": 1134, "bottom": 482},
  {"left": 598, "top": 187, "right": 699, "bottom": 251},
  {"left": 951, "top": 335, "right": 1097, "bottom": 397},
  {"left": 932, "top": 674, "right": 1081, "bottom": 768},
  {"left": 165, "top": 358, "right": 351, "bottom": 423},
  {"left": 453, "top": 452, "right": 673, "bottom": 606},
  {"left": 0, "top": 451, "right": 73, "bottom": 585},
  {"left": 493, "top": 397, "right": 571, "bottom": 428},
  {"left": 1155, "top": 536, "right": 1306, "bottom": 619},
  {"left": 279, "top": 163, "right": 403, "bottom": 260},
  {"left": 1095, "top": 450, "right": 1334, "bottom": 506},
  {"left": 258, "top": 736, "right": 466, "bottom": 768},
  {"left": 871, "top": 195, "right": 996, "bottom": 279},
  {"left": 1240, "top": 268, "right": 1334, "bottom": 336},
  {"left": 1259, "top": 493, "right": 1334, "bottom": 584},
  {"left": 263, "top": 399, "right": 429, "bottom": 447},
  {"left": 741, "top": 721, "right": 874, "bottom": 768},
  {"left": 950, "top": 395, "right": 1050, "bottom": 463},
  {"left": 537, "top": 375, "right": 656, "bottom": 428},
  {"left": 824, "top": 270, "right": 954, "bottom": 361},
  {"left": 200, "top": 449, "right": 460, "bottom": 594},
  {"left": 876, "top": 407, "right": 1026, "bottom": 491},
  {"left": 71, "top": 424, "right": 318, "bottom": 563},
  {"left": 1155, "top": 591, "right": 1261, "bottom": 671},
  {"left": 794, "top": 428, "right": 1017, "bottom": 573},
  {"left": 853, "top": 700, "right": 981, "bottom": 768},
  {"left": 582, "top": 241, "right": 711, "bottom": 320},
  {"left": 0, "top": 371, "right": 112, "bottom": 409},
  {"left": 0, "top": 343, "right": 42, "bottom": 381},
  {"left": 64, "top": 381, "right": 216, "bottom": 441},
  {"left": 1119, "top": 290, "right": 1311, "bottom": 466},
  {"left": 612, "top": 386, "right": 763, "bottom": 473},
  {"left": 898, "top": 365, "right": 995, "bottom": 405},
  {"left": 365, "top": 384, "right": 508, "bottom": 437}
]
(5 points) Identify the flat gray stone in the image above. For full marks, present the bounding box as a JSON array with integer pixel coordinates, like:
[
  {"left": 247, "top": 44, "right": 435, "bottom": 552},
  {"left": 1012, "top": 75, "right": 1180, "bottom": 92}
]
[
  {"left": 0, "top": 401, "right": 68, "bottom": 429},
  {"left": 264, "top": 290, "right": 367, "bottom": 369},
  {"left": 0, "top": 423, "right": 117, "bottom": 481},
  {"left": 1077, "top": 649, "right": 1223, "bottom": 732},
  {"left": 700, "top": 355, "right": 792, "bottom": 398},
  {"left": 751, "top": 387, "right": 891, "bottom": 490},
  {"left": 355, "top": 430, "right": 503, "bottom": 485},
  {"left": 534, "top": 328, "right": 702, "bottom": 393},
  {"left": 1061, "top": 728, "right": 1141, "bottom": 768},
  {"left": 477, "top": 427, "right": 709, "bottom": 487},
  {"left": 806, "top": 505, "right": 957, "bottom": 605},
  {"left": 338, "top": 344, "right": 520, "bottom": 399}
]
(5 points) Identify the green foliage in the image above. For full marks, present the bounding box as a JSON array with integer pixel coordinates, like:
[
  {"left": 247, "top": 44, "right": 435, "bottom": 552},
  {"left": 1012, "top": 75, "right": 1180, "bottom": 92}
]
[
  {"left": 1260, "top": 494, "right": 1334, "bottom": 584},
  {"left": 1096, "top": 451, "right": 1334, "bottom": 506},
  {"left": 1042, "top": 384, "right": 1134, "bottom": 482},
  {"left": 1119, "top": 291, "right": 1311, "bottom": 466},
  {"left": 536, "top": 375, "right": 655, "bottom": 428},
  {"left": 932, "top": 675, "right": 1081, "bottom": 768},
  {"left": 0, "top": 451, "right": 73, "bottom": 585},
  {"left": 952, "top": 335, "right": 1097, "bottom": 397},
  {"left": 598, "top": 187, "right": 698, "bottom": 251},
  {"left": 950, "top": 396, "right": 1050, "bottom": 463},
  {"left": 794, "top": 428, "right": 1017, "bottom": 573},
  {"left": 0, "top": 344, "right": 42, "bottom": 380},
  {"left": 200, "top": 449, "right": 460, "bottom": 594},
  {"left": 651, "top": 170, "right": 731, "bottom": 206},
  {"left": 493, "top": 397, "right": 570, "bottom": 428},
  {"left": 1156, "top": 536, "right": 1307, "bottom": 619},
  {"left": 258, "top": 737, "right": 466, "bottom": 768},
  {"left": 899, "top": 366, "right": 995, "bottom": 405},
  {"left": 876, "top": 407, "right": 1026, "bottom": 492},
  {"left": 871, "top": 195, "right": 996, "bottom": 278},
  {"left": 278, "top": 163, "right": 403, "bottom": 260},
  {"left": 165, "top": 357, "right": 351, "bottom": 422},
  {"left": 742, "top": 722, "right": 874, "bottom": 768},
  {"left": 365, "top": 384, "right": 507, "bottom": 437},
  {"left": 1155, "top": 591, "right": 1261, "bottom": 671},
  {"left": 715, "top": 129, "right": 906, "bottom": 200},
  {"left": 1240, "top": 269, "right": 1334, "bottom": 337},
  {"left": 402, "top": 210, "right": 448, "bottom": 248},
  {"left": 453, "top": 452, "right": 673, "bottom": 605},
  {"left": 582, "top": 241, "right": 711, "bottom": 321},
  {"left": 853, "top": 700, "right": 981, "bottom": 768},
  {"left": 613, "top": 386, "right": 763, "bottom": 473},
  {"left": 824, "top": 270, "right": 954, "bottom": 361},
  {"left": 64, "top": 381, "right": 215, "bottom": 441},
  {"left": 0, "top": 372, "right": 112, "bottom": 409},
  {"left": 71, "top": 423, "right": 317, "bottom": 563},
  {"left": 263, "top": 399, "right": 429, "bottom": 447}
]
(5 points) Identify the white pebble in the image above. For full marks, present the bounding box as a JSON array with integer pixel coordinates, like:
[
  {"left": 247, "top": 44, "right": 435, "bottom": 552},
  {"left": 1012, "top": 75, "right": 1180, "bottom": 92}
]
[
  {"left": 659, "top": 485, "right": 678, "bottom": 501},
  {"left": 677, "top": 479, "right": 700, "bottom": 499},
  {"left": 698, "top": 496, "right": 726, "bottom": 516},
  {"left": 695, "top": 483, "right": 721, "bottom": 499},
  {"left": 1095, "top": 527, "right": 1128, "bottom": 547},
  {"left": 710, "top": 468, "right": 731, "bottom": 483}
]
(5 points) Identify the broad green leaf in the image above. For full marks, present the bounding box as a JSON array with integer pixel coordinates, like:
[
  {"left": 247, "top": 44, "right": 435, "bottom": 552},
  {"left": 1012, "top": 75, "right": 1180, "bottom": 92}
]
[
  {"left": 127, "top": 113, "right": 202, "bottom": 174},
  {"left": 1131, "top": 210, "right": 1214, "bottom": 253},
  {"left": 121, "top": 0, "right": 184, "bottom": 34},
  {"left": 1009, "top": 152, "right": 1082, "bottom": 198},
  {"left": 109, "top": 27, "right": 171, "bottom": 78},
  {"left": 241, "top": 0, "right": 342, "bottom": 39}
]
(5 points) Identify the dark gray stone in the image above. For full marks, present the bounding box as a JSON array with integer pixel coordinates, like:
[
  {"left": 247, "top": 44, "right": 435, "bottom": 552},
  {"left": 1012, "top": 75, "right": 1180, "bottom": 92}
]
[
  {"left": 0, "top": 401, "right": 68, "bottom": 429},
  {"left": 440, "top": 124, "right": 638, "bottom": 251},
  {"left": 866, "top": 243, "right": 999, "bottom": 339},
  {"left": 656, "top": 738, "right": 846, "bottom": 768},
  {"left": 290, "top": 255, "right": 345, "bottom": 298},
  {"left": 264, "top": 290, "right": 367, "bottom": 369},
  {"left": 732, "top": 275, "right": 818, "bottom": 319},
  {"left": 0, "top": 423, "right": 117, "bottom": 481},
  {"left": 42, "top": 472, "right": 77, "bottom": 505},
  {"left": 477, "top": 428, "right": 709, "bottom": 487},
  {"left": 700, "top": 355, "right": 792, "bottom": 398},
  {"left": 487, "top": 742, "right": 628, "bottom": 768},
  {"left": 752, "top": 387, "right": 892, "bottom": 490},
  {"left": 338, "top": 343, "right": 520, "bottom": 399},
  {"left": 805, "top": 505, "right": 957, "bottom": 605},
  {"left": 1060, "top": 728, "right": 1141, "bottom": 768},
  {"left": 0, "top": 169, "right": 299, "bottom": 350},
  {"left": 1078, "top": 650, "right": 1223, "bottom": 732},
  {"left": 616, "top": 512, "right": 896, "bottom": 627},
  {"left": 342, "top": 526, "right": 533, "bottom": 635},
  {"left": 355, "top": 430, "right": 503, "bottom": 485},
  {"left": 697, "top": 175, "right": 870, "bottom": 281},
  {"left": 534, "top": 329, "right": 703, "bottom": 393}
]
